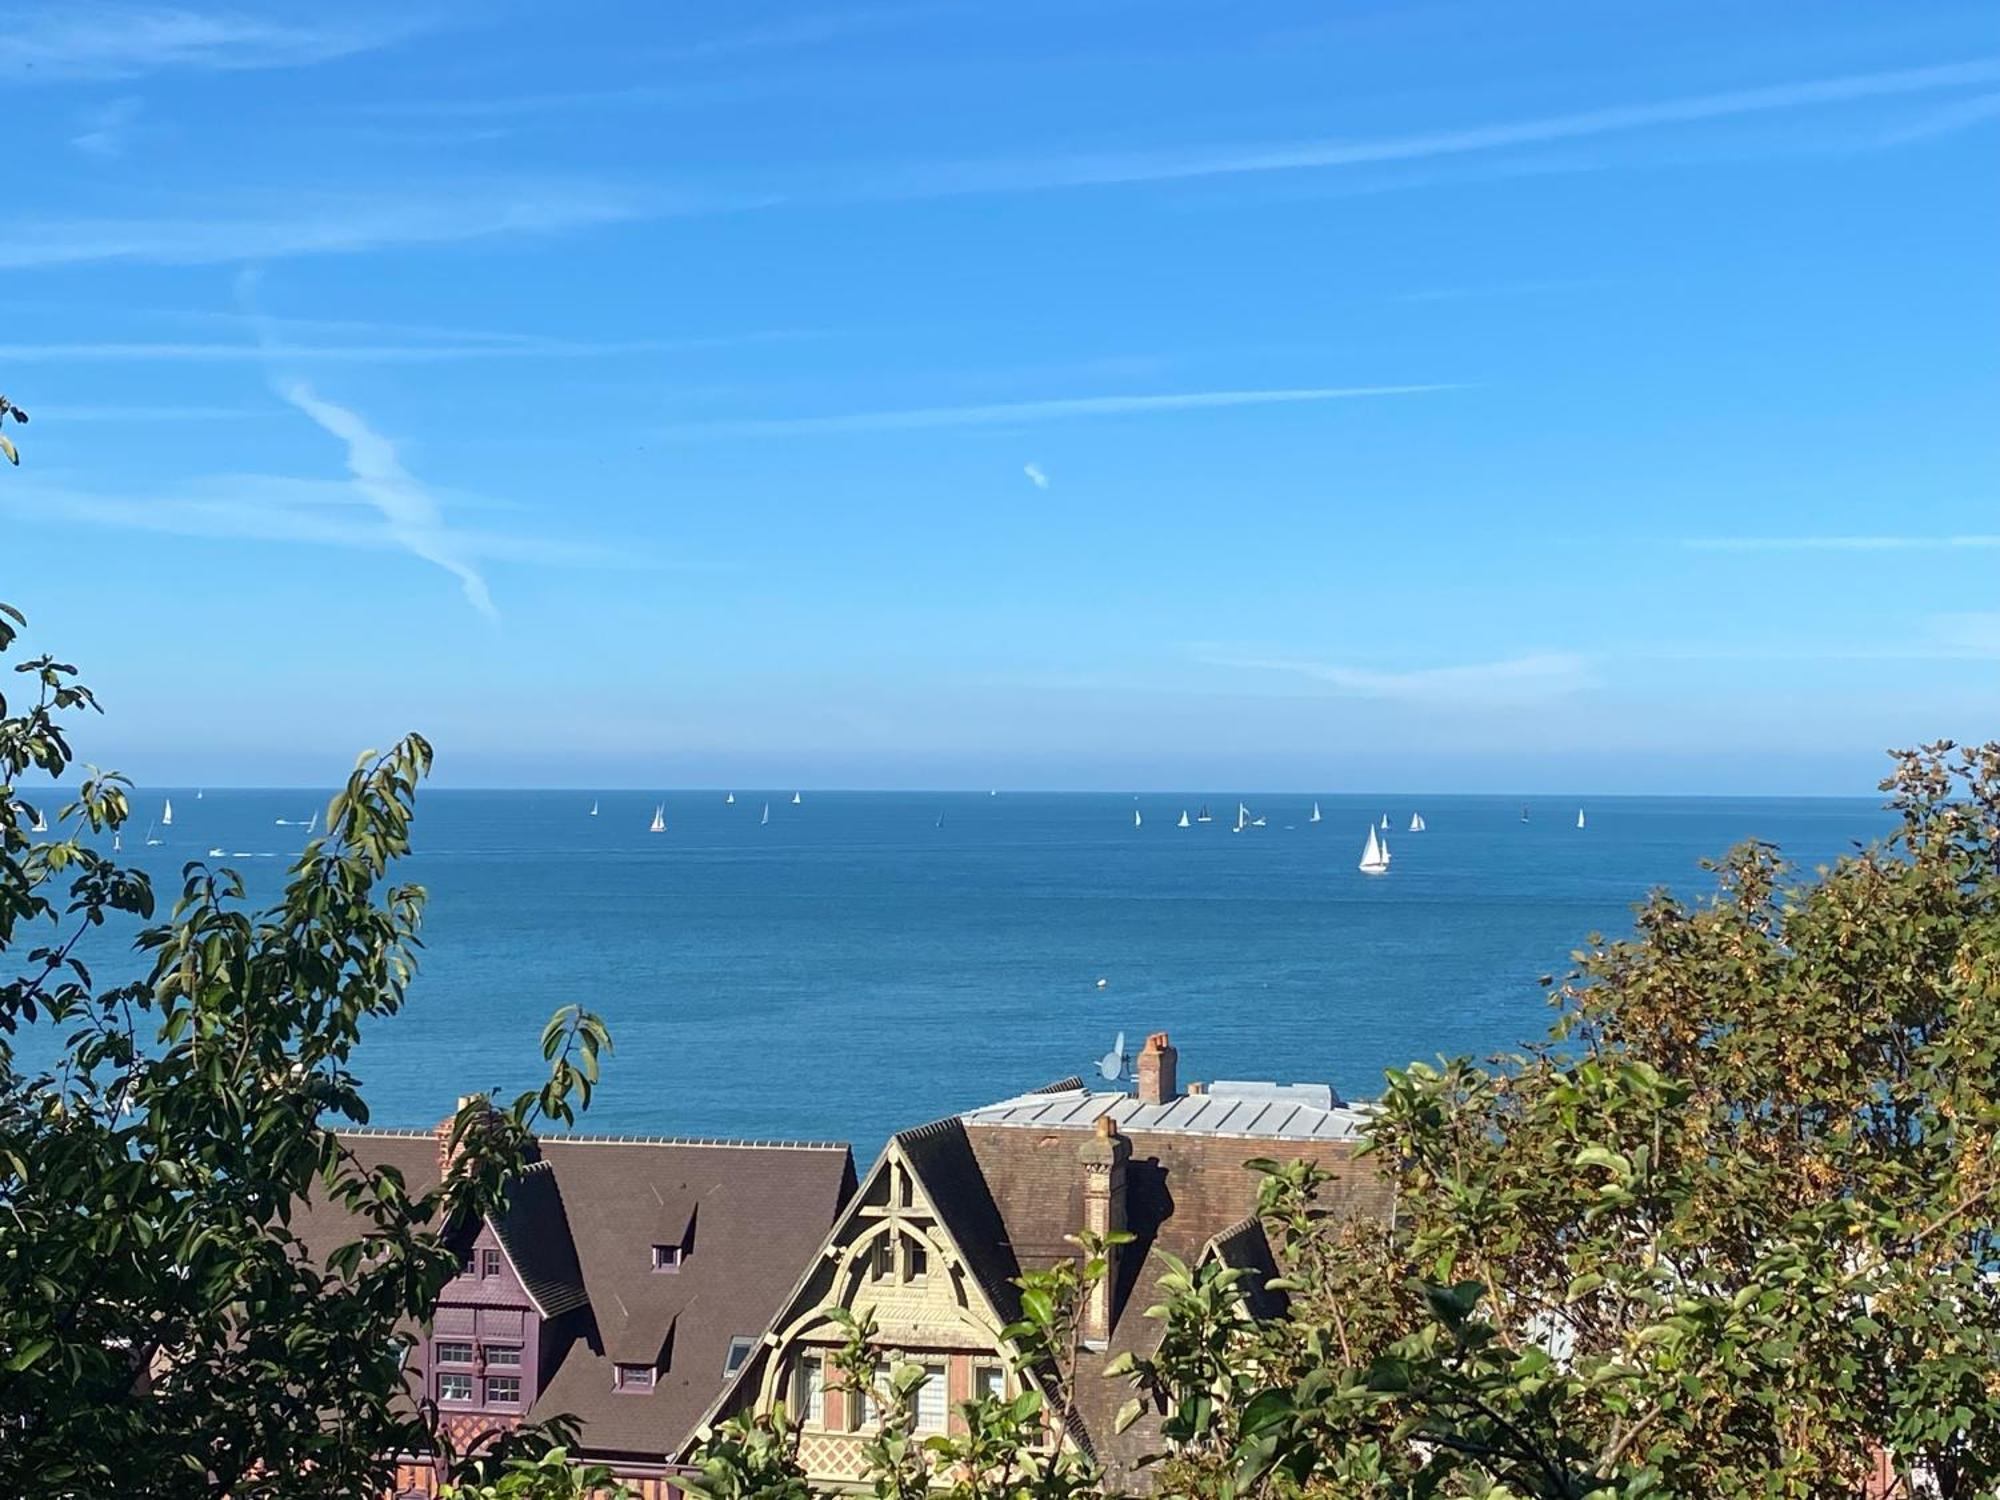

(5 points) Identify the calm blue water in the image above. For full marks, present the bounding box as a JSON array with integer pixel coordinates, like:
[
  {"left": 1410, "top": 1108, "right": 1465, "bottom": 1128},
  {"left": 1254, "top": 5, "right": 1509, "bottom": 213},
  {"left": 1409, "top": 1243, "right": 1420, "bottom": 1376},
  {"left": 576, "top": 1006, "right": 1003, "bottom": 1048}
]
[{"left": 35, "top": 790, "right": 1890, "bottom": 1157}]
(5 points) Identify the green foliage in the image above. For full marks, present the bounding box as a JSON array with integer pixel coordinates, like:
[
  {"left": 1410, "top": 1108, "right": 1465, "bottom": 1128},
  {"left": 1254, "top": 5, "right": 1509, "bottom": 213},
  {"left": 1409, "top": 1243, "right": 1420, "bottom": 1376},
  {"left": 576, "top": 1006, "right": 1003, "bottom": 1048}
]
[
  {"left": 440, "top": 1447, "right": 632, "bottom": 1500},
  {"left": 0, "top": 603, "right": 615, "bottom": 1499}
]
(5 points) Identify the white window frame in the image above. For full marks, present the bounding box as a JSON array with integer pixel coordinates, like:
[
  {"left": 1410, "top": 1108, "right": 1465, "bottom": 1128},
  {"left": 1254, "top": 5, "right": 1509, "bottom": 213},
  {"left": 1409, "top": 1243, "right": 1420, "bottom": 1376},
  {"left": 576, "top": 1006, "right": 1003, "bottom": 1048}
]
[{"left": 914, "top": 1363, "right": 947, "bottom": 1432}]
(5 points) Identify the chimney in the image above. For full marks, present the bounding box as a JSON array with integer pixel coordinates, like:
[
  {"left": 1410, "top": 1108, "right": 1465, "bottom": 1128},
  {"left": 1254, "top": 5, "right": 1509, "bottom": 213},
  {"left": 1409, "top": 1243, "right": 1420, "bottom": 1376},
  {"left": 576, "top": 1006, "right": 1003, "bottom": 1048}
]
[
  {"left": 1136, "top": 1032, "right": 1178, "bottom": 1106},
  {"left": 1078, "top": 1114, "right": 1130, "bottom": 1347},
  {"left": 435, "top": 1094, "right": 500, "bottom": 1180}
]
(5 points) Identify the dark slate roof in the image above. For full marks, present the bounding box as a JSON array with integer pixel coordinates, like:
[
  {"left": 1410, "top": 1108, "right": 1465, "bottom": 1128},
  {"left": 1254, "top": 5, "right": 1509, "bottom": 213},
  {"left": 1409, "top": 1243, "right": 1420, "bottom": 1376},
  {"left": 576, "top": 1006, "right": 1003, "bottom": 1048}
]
[
  {"left": 893, "top": 1117, "right": 1023, "bottom": 1327},
  {"left": 491, "top": 1161, "right": 588, "bottom": 1316},
  {"left": 1199, "top": 1215, "right": 1288, "bottom": 1320},
  {"left": 295, "top": 1129, "right": 854, "bottom": 1462}
]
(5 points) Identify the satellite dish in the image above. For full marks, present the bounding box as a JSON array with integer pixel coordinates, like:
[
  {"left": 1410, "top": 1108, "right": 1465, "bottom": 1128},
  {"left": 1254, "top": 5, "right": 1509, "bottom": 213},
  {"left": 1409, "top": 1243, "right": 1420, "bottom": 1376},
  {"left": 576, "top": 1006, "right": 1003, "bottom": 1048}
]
[{"left": 1097, "top": 1031, "right": 1128, "bottom": 1082}]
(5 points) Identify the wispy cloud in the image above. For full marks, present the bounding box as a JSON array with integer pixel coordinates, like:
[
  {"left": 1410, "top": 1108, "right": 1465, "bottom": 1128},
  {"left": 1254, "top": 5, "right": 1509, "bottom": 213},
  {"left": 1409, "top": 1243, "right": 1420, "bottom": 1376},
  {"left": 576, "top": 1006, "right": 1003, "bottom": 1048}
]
[
  {"left": 1928, "top": 612, "right": 2000, "bottom": 657},
  {"left": 1199, "top": 649, "right": 1595, "bottom": 706},
  {"left": 663, "top": 384, "right": 1456, "bottom": 438},
  {"left": 69, "top": 95, "right": 142, "bottom": 157},
  {"left": 0, "top": 179, "right": 682, "bottom": 270},
  {"left": 0, "top": 5, "right": 424, "bottom": 80},
  {"left": 1684, "top": 534, "right": 2000, "bottom": 551},
  {"left": 0, "top": 329, "right": 813, "bottom": 363},
  {"left": 1879, "top": 90, "right": 2000, "bottom": 145},
  {"left": 854, "top": 56, "right": 2000, "bottom": 200},
  {"left": 277, "top": 381, "right": 496, "bottom": 619},
  {"left": 1023, "top": 462, "right": 1049, "bottom": 490}
]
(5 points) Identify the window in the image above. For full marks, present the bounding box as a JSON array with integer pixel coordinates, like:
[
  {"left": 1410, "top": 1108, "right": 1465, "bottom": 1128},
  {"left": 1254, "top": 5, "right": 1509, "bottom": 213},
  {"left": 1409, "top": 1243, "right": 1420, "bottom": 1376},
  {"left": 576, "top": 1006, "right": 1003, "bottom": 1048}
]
[
  {"left": 973, "top": 1364, "right": 1004, "bottom": 1404},
  {"left": 906, "top": 1240, "right": 929, "bottom": 1282},
  {"left": 724, "top": 1336, "right": 757, "bottom": 1377},
  {"left": 652, "top": 1242, "right": 683, "bottom": 1273},
  {"left": 862, "top": 1360, "right": 890, "bottom": 1427},
  {"left": 485, "top": 1375, "right": 522, "bottom": 1406},
  {"left": 793, "top": 1355, "right": 824, "bottom": 1426},
  {"left": 614, "top": 1363, "right": 656, "bottom": 1393},
  {"left": 438, "top": 1373, "right": 474, "bottom": 1403},
  {"left": 915, "top": 1364, "right": 947, "bottom": 1432},
  {"left": 869, "top": 1237, "right": 893, "bottom": 1281},
  {"left": 480, "top": 1248, "right": 503, "bottom": 1278},
  {"left": 484, "top": 1344, "right": 522, "bottom": 1368},
  {"left": 434, "top": 1341, "right": 474, "bottom": 1366}
]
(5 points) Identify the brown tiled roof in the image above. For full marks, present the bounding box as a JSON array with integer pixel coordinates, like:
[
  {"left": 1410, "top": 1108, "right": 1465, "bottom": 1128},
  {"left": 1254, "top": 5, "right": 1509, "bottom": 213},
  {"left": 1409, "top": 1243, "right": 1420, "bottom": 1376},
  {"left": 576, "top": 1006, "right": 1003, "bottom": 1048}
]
[
  {"left": 954, "top": 1119, "right": 1393, "bottom": 1486},
  {"left": 295, "top": 1129, "right": 855, "bottom": 1462}
]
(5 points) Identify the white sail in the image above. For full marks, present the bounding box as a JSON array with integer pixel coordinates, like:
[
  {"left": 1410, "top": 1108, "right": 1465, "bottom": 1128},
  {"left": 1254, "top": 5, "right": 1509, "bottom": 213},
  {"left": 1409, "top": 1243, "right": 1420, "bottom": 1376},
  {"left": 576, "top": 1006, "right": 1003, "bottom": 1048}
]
[
  {"left": 307, "top": 810, "right": 318, "bottom": 835},
  {"left": 112, "top": 832, "right": 121, "bottom": 852},
  {"left": 162, "top": 798, "right": 174, "bottom": 827},
  {"left": 1177, "top": 810, "right": 1190, "bottom": 828},
  {"left": 1235, "top": 802, "right": 1249, "bottom": 833},
  {"left": 1359, "top": 825, "right": 1390, "bottom": 873},
  {"left": 590, "top": 799, "right": 598, "bottom": 817},
  {"left": 1409, "top": 812, "right": 1426, "bottom": 832},
  {"left": 144, "top": 820, "right": 162, "bottom": 847},
  {"left": 725, "top": 792, "right": 735, "bottom": 804},
  {"left": 792, "top": 792, "right": 802, "bottom": 805},
  {"left": 649, "top": 804, "right": 666, "bottom": 833},
  {"left": 196, "top": 789, "right": 203, "bottom": 800},
  {"left": 1577, "top": 808, "right": 1586, "bottom": 829},
  {"left": 1379, "top": 813, "right": 1388, "bottom": 829},
  {"left": 1309, "top": 801, "right": 1321, "bottom": 823},
  {"left": 30, "top": 808, "right": 47, "bottom": 833},
  {"left": 1133, "top": 809, "right": 1142, "bottom": 828},
  {"left": 761, "top": 803, "right": 770, "bottom": 826}
]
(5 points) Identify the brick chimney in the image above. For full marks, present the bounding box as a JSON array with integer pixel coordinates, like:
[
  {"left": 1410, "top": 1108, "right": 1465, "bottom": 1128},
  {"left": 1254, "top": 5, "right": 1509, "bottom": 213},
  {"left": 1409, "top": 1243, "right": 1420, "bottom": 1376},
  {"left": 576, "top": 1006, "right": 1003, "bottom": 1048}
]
[
  {"left": 435, "top": 1094, "right": 499, "bottom": 1180},
  {"left": 1078, "top": 1114, "right": 1130, "bottom": 1348},
  {"left": 1136, "top": 1032, "right": 1178, "bottom": 1106}
]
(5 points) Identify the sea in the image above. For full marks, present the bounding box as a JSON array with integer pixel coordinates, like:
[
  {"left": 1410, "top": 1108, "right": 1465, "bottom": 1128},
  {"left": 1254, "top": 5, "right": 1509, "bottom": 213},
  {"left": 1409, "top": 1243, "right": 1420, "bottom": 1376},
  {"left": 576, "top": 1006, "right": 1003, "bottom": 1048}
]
[{"left": 31, "top": 790, "right": 1892, "bottom": 1159}]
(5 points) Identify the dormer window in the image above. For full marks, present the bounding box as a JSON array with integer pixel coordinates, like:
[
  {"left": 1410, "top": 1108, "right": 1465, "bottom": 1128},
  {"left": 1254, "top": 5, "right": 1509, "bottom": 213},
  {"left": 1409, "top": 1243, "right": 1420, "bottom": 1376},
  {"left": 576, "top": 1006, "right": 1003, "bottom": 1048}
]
[
  {"left": 724, "top": 1335, "right": 756, "bottom": 1376},
  {"left": 480, "top": 1248, "right": 502, "bottom": 1279},
  {"left": 652, "top": 1243, "right": 683, "bottom": 1273},
  {"left": 614, "top": 1363, "right": 656, "bottom": 1393}
]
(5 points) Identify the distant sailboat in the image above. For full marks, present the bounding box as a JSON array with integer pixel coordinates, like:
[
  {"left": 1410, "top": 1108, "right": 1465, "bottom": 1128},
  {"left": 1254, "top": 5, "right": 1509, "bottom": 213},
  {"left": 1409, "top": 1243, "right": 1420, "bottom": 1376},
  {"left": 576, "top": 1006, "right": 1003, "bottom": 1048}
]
[
  {"left": 1177, "top": 810, "right": 1190, "bottom": 828},
  {"left": 30, "top": 807, "right": 47, "bottom": 833},
  {"left": 1577, "top": 808, "right": 1587, "bottom": 830},
  {"left": 649, "top": 804, "right": 666, "bottom": 833},
  {"left": 162, "top": 798, "right": 174, "bottom": 828},
  {"left": 144, "top": 820, "right": 163, "bottom": 847},
  {"left": 791, "top": 792, "right": 802, "bottom": 806},
  {"left": 1359, "top": 825, "right": 1391, "bottom": 874},
  {"left": 1133, "top": 809, "right": 1143, "bottom": 829},
  {"left": 1409, "top": 812, "right": 1426, "bottom": 832},
  {"left": 112, "top": 832, "right": 121, "bottom": 853},
  {"left": 1379, "top": 813, "right": 1389, "bottom": 829},
  {"left": 1234, "top": 803, "right": 1250, "bottom": 834},
  {"left": 1196, "top": 805, "right": 1212, "bottom": 823},
  {"left": 589, "top": 799, "right": 599, "bottom": 817},
  {"left": 1309, "top": 802, "right": 1321, "bottom": 824},
  {"left": 207, "top": 846, "right": 226, "bottom": 858},
  {"left": 935, "top": 811, "right": 944, "bottom": 829},
  {"left": 760, "top": 803, "right": 770, "bottom": 826},
  {"left": 1520, "top": 805, "right": 1530, "bottom": 822},
  {"left": 306, "top": 810, "right": 318, "bottom": 835},
  {"left": 725, "top": 792, "right": 735, "bottom": 804}
]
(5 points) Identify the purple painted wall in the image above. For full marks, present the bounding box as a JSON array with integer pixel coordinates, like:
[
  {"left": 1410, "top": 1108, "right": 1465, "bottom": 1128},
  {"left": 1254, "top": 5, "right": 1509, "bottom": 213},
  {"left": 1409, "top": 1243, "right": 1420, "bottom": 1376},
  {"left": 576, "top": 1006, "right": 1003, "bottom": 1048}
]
[{"left": 415, "top": 1220, "right": 547, "bottom": 1423}]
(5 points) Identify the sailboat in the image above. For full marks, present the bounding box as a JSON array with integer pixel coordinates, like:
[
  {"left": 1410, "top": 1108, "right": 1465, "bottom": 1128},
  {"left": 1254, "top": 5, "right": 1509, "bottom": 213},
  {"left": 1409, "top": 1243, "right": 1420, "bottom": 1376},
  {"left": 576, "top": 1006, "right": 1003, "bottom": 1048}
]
[
  {"left": 1379, "top": 813, "right": 1389, "bottom": 829},
  {"left": 1577, "top": 808, "right": 1586, "bottom": 830},
  {"left": 791, "top": 792, "right": 802, "bottom": 806},
  {"left": 1177, "top": 810, "right": 1190, "bottom": 829},
  {"left": 306, "top": 810, "right": 318, "bottom": 835},
  {"left": 196, "top": 789, "right": 204, "bottom": 800},
  {"left": 1196, "top": 804, "right": 1211, "bottom": 823},
  {"left": 1133, "top": 809, "right": 1143, "bottom": 829},
  {"left": 162, "top": 798, "right": 174, "bottom": 828},
  {"left": 589, "top": 799, "right": 598, "bottom": 817},
  {"left": 760, "top": 803, "right": 770, "bottom": 826},
  {"left": 935, "top": 812, "right": 944, "bottom": 829},
  {"left": 112, "top": 832, "right": 121, "bottom": 853},
  {"left": 1409, "top": 812, "right": 1426, "bottom": 832},
  {"left": 1520, "top": 805, "right": 1530, "bottom": 822},
  {"left": 1359, "top": 825, "right": 1390, "bottom": 874},
  {"left": 30, "top": 807, "right": 47, "bottom": 833},
  {"left": 649, "top": 804, "right": 666, "bottom": 833},
  {"left": 1309, "top": 802, "right": 1321, "bottom": 824},
  {"left": 1234, "top": 803, "right": 1250, "bottom": 834},
  {"left": 144, "top": 820, "right": 163, "bottom": 847},
  {"left": 725, "top": 792, "right": 735, "bottom": 804}
]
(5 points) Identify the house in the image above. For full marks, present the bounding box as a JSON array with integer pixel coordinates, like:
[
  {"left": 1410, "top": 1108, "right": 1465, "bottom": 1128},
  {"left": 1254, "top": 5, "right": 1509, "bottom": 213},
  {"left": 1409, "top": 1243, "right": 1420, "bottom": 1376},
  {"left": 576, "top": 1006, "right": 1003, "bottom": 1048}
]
[
  {"left": 687, "top": 1033, "right": 1395, "bottom": 1491},
  {"left": 293, "top": 1110, "right": 856, "bottom": 1497}
]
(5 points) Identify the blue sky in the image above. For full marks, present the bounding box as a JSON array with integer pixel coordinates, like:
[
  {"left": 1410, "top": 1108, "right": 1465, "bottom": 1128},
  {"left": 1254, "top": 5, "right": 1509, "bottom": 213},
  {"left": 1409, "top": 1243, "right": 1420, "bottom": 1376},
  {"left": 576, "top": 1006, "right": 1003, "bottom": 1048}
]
[{"left": 2, "top": 1, "right": 1995, "bottom": 793}]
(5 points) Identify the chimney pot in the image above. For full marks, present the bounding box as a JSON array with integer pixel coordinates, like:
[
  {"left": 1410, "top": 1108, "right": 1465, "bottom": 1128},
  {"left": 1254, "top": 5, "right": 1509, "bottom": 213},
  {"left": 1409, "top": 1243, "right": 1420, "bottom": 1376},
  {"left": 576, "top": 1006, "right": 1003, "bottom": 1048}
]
[
  {"left": 1095, "top": 1114, "right": 1118, "bottom": 1139},
  {"left": 1136, "top": 1032, "right": 1178, "bottom": 1106},
  {"left": 1187, "top": 1080, "right": 1207, "bottom": 1095}
]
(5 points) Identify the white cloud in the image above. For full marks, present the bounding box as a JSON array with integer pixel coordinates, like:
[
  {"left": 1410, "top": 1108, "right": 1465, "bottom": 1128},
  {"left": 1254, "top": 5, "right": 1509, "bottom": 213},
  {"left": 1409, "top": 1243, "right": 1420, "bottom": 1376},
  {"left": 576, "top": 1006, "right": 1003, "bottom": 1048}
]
[
  {"left": 0, "top": 5, "right": 422, "bottom": 80},
  {"left": 663, "top": 384, "right": 1456, "bottom": 438},
  {"left": 1879, "top": 90, "right": 2000, "bottom": 145},
  {"left": 1684, "top": 534, "right": 2000, "bottom": 551},
  {"left": 69, "top": 95, "right": 142, "bottom": 157},
  {"left": 1928, "top": 613, "right": 2000, "bottom": 657},
  {"left": 850, "top": 56, "right": 2000, "bottom": 200},
  {"left": 1200, "top": 649, "right": 1596, "bottom": 706},
  {"left": 1023, "top": 462, "right": 1049, "bottom": 490},
  {"left": 277, "top": 381, "right": 497, "bottom": 619}
]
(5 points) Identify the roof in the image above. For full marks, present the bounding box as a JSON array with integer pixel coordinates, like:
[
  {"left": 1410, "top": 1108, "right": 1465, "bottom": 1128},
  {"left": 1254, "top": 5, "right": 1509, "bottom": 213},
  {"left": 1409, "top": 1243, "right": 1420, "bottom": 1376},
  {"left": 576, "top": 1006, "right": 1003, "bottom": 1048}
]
[
  {"left": 294, "top": 1128, "right": 855, "bottom": 1461},
  {"left": 961, "top": 1082, "right": 1374, "bottom": 1142}
]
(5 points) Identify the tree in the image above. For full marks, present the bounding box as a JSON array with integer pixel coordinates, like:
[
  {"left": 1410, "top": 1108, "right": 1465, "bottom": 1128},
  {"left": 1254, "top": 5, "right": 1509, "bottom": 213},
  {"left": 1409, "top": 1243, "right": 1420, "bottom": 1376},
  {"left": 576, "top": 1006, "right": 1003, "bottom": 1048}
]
[
  {"left": 1121, "top": 741, "right": 2000, "bottom": 1498},
  {"left": 0, "top": 600, "right": 614, "bottom": 1498}
]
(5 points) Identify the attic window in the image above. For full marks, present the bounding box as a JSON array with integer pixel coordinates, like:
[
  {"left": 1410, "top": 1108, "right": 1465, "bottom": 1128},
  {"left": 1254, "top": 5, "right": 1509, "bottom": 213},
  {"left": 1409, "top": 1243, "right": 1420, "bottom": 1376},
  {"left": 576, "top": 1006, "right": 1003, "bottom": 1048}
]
[
  {"left": 652, "top": 1243, "right": 683, "bottom": 1273},
  {"left": 724, "top": 1336, "right": 756, "bottom": 1377},
  {"left": 614, "top": 1363, "right": 656, "bottom": 1393}
]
